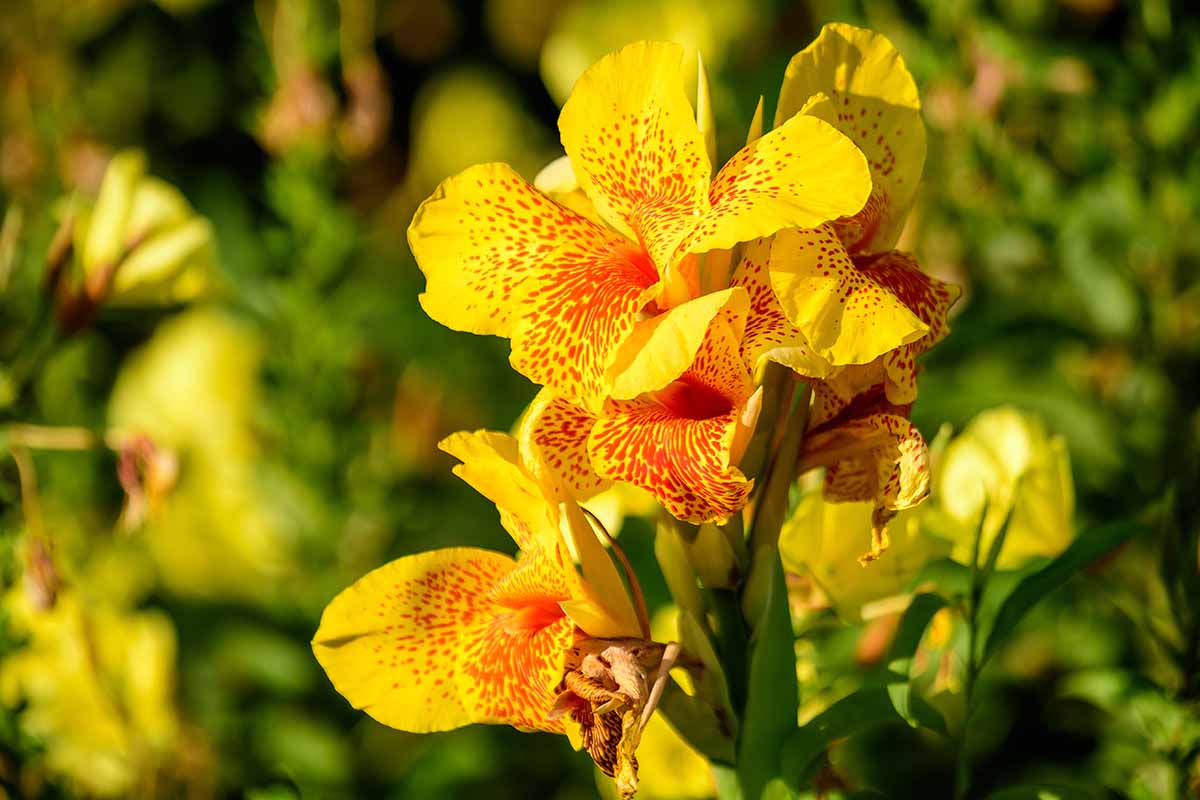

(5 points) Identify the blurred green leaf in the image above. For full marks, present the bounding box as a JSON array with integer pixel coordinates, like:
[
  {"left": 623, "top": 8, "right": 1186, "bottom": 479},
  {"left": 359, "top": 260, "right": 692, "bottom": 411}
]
[
  {"left": 781, "top": 689, "right": 946, "bottom": 787},
  {"left": 982, "top": 521, "right": 1148, "bottom": 664},
  {"left": 886, "top": 593, "right": 948, "bottom": 730},
  {"left": 984, "top": 785, "right": 1097, "bottom": 800}
]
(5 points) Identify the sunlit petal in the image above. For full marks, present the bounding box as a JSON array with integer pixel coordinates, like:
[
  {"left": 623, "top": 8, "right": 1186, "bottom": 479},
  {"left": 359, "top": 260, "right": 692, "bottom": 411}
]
[
  {"left": 777, "top": 23, "right": 925, "bottom": 254},
  {"left": 559, "top": 41, "right": 710, "bottom": 272}
]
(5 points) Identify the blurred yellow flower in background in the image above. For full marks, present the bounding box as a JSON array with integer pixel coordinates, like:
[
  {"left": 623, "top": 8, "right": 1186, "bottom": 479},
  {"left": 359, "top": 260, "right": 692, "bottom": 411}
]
[
  {"left": 935, "top": 407, "right": 1076, "bottom": 569},
  {"left": 107, "top": 309, "right": 296, "bottom": 602},
  {"left": 539, "top": 0, "right": 761, "bottom": 106},
  {"left": 407, "top": 68, "right": 553, "bottom": 191},
  {"left": 0, "top": 552, "right": 181, "bottom": 798},
  {"left": 779, "top": 485, "right": 951, "bottom": 622}
]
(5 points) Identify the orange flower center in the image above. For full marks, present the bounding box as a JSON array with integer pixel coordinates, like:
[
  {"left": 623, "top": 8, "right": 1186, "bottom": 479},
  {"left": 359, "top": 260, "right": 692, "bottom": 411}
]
[
  {"left": 503, "top": 597, "right": 568, "bottom": 633},
  {"left": 652, "top": 376, "right": 732, "bottom": 420}
]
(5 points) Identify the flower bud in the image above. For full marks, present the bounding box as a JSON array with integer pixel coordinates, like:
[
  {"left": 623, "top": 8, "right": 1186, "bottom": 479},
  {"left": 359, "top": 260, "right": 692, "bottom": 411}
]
[{"left": 83, "top": 149, "right": 145, "bottom": 277}]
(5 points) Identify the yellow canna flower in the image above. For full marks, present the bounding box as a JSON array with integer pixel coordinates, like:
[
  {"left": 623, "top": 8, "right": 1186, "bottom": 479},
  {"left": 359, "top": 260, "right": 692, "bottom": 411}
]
[
  {"left": 410, "top": 40, "right": 870, "bottom": 413},
  {"left": 0, "top": 569, "right": 182, "bottom": 798},
  {"left": 766, "top": 24, "right": 959, "bottom": 372},
  {"left": 313, "top": 431, "right": 676, "bottom": 798},
  {"left": 517, "top": 292, "right": 763, "bottom": 525},
  {"left": 935, "top": 407, "right": 1075, "bottom": 568}
]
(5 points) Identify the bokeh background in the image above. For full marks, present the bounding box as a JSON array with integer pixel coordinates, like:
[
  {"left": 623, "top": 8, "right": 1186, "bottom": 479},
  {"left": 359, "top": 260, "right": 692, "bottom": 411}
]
[{"left": 0, "top": 0, "right": 1197, "bottom": 798}]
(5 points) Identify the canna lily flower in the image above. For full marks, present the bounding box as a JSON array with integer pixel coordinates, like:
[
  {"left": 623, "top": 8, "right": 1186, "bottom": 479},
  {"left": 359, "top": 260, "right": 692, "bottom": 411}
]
[
  {"left": 936, "top": 407, "right": 1075, "bottom": 569},
  {"left": 798, "top": 386, "right": 931, "bottom": 563},
  {"left": 410, "top": 40, "right": 871, "bottom": 412},
  {"left": 312, "top": 431, "right": 677, "bottom": 797},
  {"left": 518, "top": 289, "right": 763, "bottom": 524},
  {"left": 1, "top": 545, "right": 184, "bottom": 799},
  {"left": 766, "top": 23, "right": 959, "bottom": 378}
]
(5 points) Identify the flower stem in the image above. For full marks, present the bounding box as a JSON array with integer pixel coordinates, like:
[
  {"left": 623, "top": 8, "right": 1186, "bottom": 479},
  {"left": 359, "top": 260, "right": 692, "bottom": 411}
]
[
  {"left": 710, "top": 588, "right": 749, "bottom": 716},
  {"left": 955, "top": 509, "right": 988, "bottom": 800}
]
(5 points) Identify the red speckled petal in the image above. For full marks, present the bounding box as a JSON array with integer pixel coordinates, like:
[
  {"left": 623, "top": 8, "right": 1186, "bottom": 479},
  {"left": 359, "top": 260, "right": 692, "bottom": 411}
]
[
  {"left": 865, "top": 251, "right": 960, "bottom": 405},
  {"left": 313, "top": 546, "right": 580, "bottom": 736},
  {"left": 777, "top": 24, "right": 925, "bottom": 254},
  {"left": 463, "top": 545, "right": 580, "bottom": 732},
  {"left": 730, "top": 237, "right": 836, "bottom": 377},
  {"left": 807, "top": 250, "right": 960, "bottom": 417},
  {"left": 558, "top": 41, "right": 710, "bottom": 273},
  {"left": 510, "top": 240, "right": 660, "bottom": 412},
  {"left": 313, "top": 548, "right": 514, "bottom": 732},
  {"left": 813, "top": 413, "right": 930, "bottom": 514},
  {"left": 519, "top": 388, "right": 607, "bottom": 500},
  {"left": 767, "top": 225, "right": 927, "bottom": 366},
  {"left": 412, "top": 163, "right": 628, "bottom": 338},
  {"left": 588, "top": 316, "right": 754, "bottom": 524},
  {"left": 680, "top": 111, "right": 871, "bottom": 256}
]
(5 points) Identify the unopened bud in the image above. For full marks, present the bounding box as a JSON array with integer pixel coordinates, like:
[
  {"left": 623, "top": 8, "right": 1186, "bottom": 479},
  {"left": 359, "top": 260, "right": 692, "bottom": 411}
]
[{"left": 83, "top": 149, "right": 145, "bottom": 276}]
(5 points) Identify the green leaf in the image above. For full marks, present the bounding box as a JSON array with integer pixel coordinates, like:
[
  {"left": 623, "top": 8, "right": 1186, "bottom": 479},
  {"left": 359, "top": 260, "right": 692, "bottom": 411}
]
[
  {"left": 911, "top": 557, "right": 971, "bottom": 598},
  {"left": 657, "top": 679, "right": 737, "bottom": 764},
  {"left": 983, "top": 784, "right": 1097, "bottom": 800},
  {"left": 737, "top": 552, "right": 798, "bottom": 799},
  {"left": 781, "top": 689, "right": 943, "bottom": 786},
  {"left": 885, "top": 593, "right": 948, "bottom": 729},
  {"left": 982, "top": 520, "right": 1147, "bottom": 664},
  {"left": 977, "top": 495, "right": 1016, "bottom": 585}
]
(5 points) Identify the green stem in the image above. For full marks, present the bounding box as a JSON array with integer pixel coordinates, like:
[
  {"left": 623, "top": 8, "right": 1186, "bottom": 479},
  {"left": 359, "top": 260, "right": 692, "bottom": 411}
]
[
  {"left": 955, "top": 510, "right": 987, "bottom": 800},
  {"left": 3, "top": 293, "right": 61, "bottom": 412},
  {"left": 710, "top": 588, "right": 749, "bottom": 716}
]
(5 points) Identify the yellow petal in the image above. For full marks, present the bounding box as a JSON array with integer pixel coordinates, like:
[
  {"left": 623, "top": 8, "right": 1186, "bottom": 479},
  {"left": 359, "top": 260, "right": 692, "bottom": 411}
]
[
  {"left": 777, "top": 23, "right": 925, "bottom": 254},
  {"left": 590, "top": 315, "right": 754, "bottom": 524},
  {"left": 768, "top": 226, "right": 927, "bottom": 365},
  {"left": 680, "top": 111, "right": 871, "bottom": 256},
  {"left": 559, "top": 41, "right": 710, "bottom": 272},
  {"left": 124, "top": 177, "right": 192, "bottom": 244},
  {"left": 519, "top": 393, "right": 656, "bottom": 639},
  {"left": 85, "top": 150, "right": 146, "bottom": 273},
  {"left": 533, "top": 155, "right": 604, "bottom": 226},
  {"left": 730, "top": 237, "right": 836, "bottom": 377},
  {"left": 110, "top": 218, "right": 216, "bottom": 303},
  {"left": 519, "top": 389, "right": 609, "bottom": 500},
  {"left": 938, "top": 408, "right": 1075, "bottom": 569},
  {"left": 312, "top": 547, "right": 515, "bottom": 733},
  {"left": 410, "top": 162, "right": 632, "bottom": 341},
  {"left": 608, "top": 287, "right": 749, "bottom": 400},
  {"left": 696, "top": 53, "right": 717, "bottom": 168},
  {"left": 439, "top": 430, "right": 559, "bottom": 549},
  {"left": 508, "top": 238, "right": 660, "bottom": 412},
  {"left": 746, "top": 96, "right": 765, "bottom": 144},
  {"left": 464, "top": 545, "right": 580, "bottom": 731},
  {"left": 513, "top": 400, "right": 642, "bottom": 638},
  {"left": 780, "top": 491, "right": 950, "bottom": 621},
  {"left": 559, "top": 501, "right": 643, "bottom": 638}
]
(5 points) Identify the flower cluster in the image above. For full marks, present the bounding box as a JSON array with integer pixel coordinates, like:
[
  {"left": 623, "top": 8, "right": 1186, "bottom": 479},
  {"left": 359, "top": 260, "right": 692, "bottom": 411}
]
[{"left": 314, "top": 22, "right": 958, "bottom": 797}]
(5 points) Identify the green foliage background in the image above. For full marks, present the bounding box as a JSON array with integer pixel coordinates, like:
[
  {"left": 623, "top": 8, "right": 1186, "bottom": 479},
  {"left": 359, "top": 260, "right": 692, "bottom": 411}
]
[{"left": 0, "top": 0, "right": 1197, "bottom": 798}]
